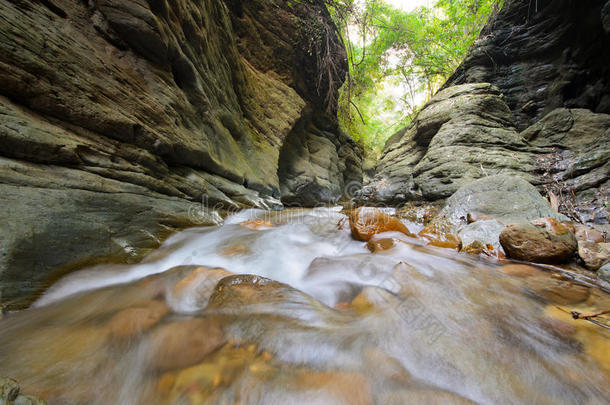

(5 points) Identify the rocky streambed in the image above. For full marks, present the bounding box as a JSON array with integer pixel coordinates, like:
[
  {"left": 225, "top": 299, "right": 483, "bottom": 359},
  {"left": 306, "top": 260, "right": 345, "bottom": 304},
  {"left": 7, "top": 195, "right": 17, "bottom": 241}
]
[{"left": 0, "top": 203, "right": 609, "bottom": 405}]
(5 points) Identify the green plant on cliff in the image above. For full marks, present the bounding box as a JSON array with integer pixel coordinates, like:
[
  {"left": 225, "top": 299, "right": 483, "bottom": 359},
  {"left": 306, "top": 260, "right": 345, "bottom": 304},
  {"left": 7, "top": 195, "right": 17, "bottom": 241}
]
[{"left": 327, "top": 0, "right": 502, "bottom": 154}]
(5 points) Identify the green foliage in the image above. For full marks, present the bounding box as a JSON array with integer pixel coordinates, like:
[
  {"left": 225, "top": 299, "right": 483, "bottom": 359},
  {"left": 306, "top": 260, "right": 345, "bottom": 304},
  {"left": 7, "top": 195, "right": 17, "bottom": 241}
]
[{"left": 329, "top": 0, "right": 502, "bottom": 155}]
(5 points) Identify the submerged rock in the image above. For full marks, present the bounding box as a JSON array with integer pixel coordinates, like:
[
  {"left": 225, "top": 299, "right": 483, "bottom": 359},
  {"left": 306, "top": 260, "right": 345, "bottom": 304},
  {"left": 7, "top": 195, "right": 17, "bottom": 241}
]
[
  {"left": 147, "top": 317, "right": 224, "bottom": 372},
  {"left": 500, "top": 219, "right": 577, "bottom": 264},
  {"left": 107, "top": 300, "right": 169, "bottom": 340},
  {"left": 348, "top": 207, "right": 414, "bottom": 242},
  {"left": 167, "top": 266, "right": 233, "bottom": 313}
]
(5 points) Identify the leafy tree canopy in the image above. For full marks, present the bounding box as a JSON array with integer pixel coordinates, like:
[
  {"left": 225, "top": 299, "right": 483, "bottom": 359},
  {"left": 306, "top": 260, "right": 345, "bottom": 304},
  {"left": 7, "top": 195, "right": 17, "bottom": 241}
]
[{"left": 326, "top": 0, "right": 502, "bottom": 155}]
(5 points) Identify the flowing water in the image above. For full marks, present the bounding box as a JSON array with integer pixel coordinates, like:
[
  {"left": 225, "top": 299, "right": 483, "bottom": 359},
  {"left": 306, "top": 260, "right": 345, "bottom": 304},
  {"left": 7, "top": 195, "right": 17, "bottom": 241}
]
[{"left": 1, "top": 208, "right": 609, "bottom": 404}]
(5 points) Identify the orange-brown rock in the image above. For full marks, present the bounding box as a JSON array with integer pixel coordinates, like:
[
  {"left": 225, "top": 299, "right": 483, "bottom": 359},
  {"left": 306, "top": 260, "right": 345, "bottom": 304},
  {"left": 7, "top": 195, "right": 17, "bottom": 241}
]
[
  {"left": 366, "top": 237, "right": 397, "bottom": 253},
  {"left": 348, "top": 207, "right": 414, "bottom": 242},
  {"left": 240, "top": 219, "right": 273, "bottom": 230},
  {"left": 499, "top": 219, "right": 577, "bottom": 264},
  {"left": 418, "top": 219, "right": 462, "bottom": 250},
  {"left": 148, "top": 317, "right": 224, "bottom": 371},
  {"left": 108, "top": 300, "right": 169, "bottom": 340}
]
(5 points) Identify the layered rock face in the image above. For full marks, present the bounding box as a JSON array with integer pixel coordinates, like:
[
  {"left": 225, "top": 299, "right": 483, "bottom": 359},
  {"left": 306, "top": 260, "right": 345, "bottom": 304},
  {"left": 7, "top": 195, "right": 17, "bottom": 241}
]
[
  {"left": 0, "top": 0, "right": 361, "bottom": 308},
  {"left": 367, "top": 0, "right": 609, "bottom": 231}
]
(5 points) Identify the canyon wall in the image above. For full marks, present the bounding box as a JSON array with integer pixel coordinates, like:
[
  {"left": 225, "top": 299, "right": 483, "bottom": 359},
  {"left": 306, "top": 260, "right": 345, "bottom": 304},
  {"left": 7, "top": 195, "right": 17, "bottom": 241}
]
[{"left": 0, "top": 0, "right": 362, "bottom": 309}]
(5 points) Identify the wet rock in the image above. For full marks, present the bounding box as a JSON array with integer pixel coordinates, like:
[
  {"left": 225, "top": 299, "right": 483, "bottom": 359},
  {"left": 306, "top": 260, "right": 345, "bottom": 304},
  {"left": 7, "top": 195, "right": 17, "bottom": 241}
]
[
  {"left": 108, "top": 300, "right": 169, "bottom": 340},
  {"left": 168, "top": 266, "right": 232, "bottom": 313},
  {"left": 366, "top": 237, "right": 398, "bottom": 253},
  {"left": 208, "top": 275, "right": 290, "bottom": 309},
  {"left": 499, "top": 219, "right": 577, "bottom": 264},
  {"left": 599, "top": 262, "right": 610, "bottom": 283},
  {"left": 349, "top": 207, "right": 414, "bottom": 242},
  {"left": 239, "top": 219, "right": 273, "bottom": 230},
  {"left": 460, "top": 240, "right": 486, "bottom": 255},
  {"left": 418, "top": 220, "right": 462, "bottom": 250},
  {"left": 147, "top": 317, "right": 224, "bottom": 371},
  {"left": 578, "top": 242, "right": 610, "bottom": 270}
]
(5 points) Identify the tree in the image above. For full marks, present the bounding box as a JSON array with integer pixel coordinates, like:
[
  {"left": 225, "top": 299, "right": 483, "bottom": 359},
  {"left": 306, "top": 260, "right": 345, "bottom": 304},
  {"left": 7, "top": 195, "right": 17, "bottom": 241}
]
[{"left": 328, "top": 0, "right": 502, "bottom": 155}]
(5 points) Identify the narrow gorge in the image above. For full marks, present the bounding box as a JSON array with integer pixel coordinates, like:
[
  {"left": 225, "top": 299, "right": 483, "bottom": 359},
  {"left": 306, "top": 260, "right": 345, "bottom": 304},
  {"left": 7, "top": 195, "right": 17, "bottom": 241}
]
[{"left": 0, "top": 0, "right": 609, "bottom": 404}]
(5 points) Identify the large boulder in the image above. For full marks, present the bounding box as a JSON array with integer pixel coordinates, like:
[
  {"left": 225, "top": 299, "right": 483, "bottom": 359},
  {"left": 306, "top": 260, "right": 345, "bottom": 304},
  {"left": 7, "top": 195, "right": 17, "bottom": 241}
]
[
  {"left": 441, "top": 175, "right": 567, "bottom": 226},
  {"left": 499, "top": 219, "right": 578, "bottom": 264}
]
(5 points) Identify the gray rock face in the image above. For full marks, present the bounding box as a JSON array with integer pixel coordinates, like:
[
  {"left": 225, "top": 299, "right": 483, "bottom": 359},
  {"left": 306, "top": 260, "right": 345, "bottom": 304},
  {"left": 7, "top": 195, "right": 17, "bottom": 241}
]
[
  {"left": 446, "top": 0, "right": 610, "bottom": 130},
  {"left": 279, "top": 115, "right": 362, "bottom": 206},
  {"left": 523, "top": 108, "right": 610, "bottom": 225},
  {"left": 366, "top": 84, "right": 539, "bottom": 203},
  {"left": 0, "top": 0, "right": 361, "bottom": 308}
]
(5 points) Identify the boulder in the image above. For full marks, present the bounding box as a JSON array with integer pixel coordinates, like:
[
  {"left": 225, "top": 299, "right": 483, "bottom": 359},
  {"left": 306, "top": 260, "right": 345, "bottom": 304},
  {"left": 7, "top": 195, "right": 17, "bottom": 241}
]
[
  {"left": 348, "top": 207, "right": 414, "bottom": 242},
  {"left": 442, "top": 175, "right": 567, "bottom": 226},
  {"left": 499, "top": 219, "right": 577, "bottom": 264},
  {"left": 577, "top": 242, "right": 610, "bottom": 270}
]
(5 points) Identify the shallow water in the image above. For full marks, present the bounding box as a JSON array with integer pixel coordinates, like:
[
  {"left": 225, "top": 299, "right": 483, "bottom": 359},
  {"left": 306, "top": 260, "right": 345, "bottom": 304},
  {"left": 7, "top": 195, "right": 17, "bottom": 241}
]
[{"left": 1, "top": 208, "right": 609, "bottom": 404}]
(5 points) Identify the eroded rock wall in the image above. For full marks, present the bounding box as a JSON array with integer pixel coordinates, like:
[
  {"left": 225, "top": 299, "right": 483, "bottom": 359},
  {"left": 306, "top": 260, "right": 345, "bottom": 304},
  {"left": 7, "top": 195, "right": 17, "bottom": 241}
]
[{"left": 0, "top": 0, "right": 361, "bottom": 308}]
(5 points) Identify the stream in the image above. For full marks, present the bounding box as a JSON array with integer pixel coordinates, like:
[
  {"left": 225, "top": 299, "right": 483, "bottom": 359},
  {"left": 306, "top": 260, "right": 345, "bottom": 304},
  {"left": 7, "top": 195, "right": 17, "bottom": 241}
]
[{"left": 0, "top": 207, "right": 609, "bottom": 404}]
